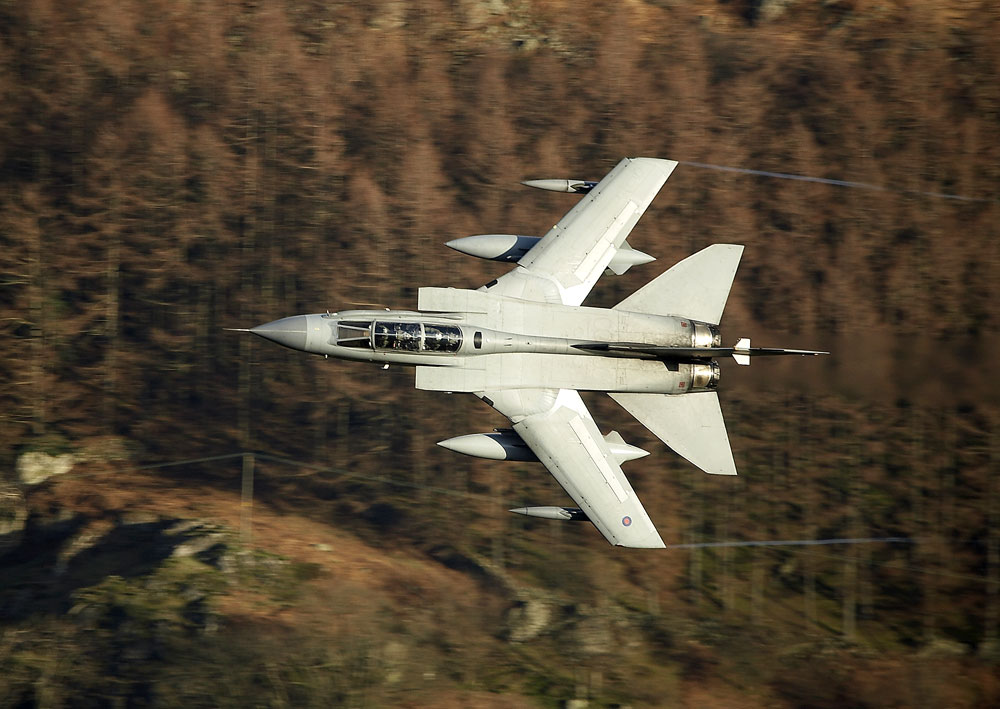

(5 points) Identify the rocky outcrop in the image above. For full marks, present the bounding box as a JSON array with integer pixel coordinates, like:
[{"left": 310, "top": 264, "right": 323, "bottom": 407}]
[
  {"left": 16, "top": 451, "right": 75, "bottom": 486},
  {"left": 166, "top": 519, "right": 230, "bottom": 566},
  {"left": 506, "top": 592, "right": 554, "bottom": 643}
]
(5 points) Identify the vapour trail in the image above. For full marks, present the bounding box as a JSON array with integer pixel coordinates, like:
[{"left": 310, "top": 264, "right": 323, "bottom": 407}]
[
  {"left": 677, "top": 160, "right": 994, "bottom": 203},
  {"left": 665, "top": 536, "right": 912, "bottom": 550}
]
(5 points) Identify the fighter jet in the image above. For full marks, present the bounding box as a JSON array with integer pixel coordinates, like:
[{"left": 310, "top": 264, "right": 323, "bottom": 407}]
[{"left": 247, "top": 158, "right": 826, "bottom": 548}]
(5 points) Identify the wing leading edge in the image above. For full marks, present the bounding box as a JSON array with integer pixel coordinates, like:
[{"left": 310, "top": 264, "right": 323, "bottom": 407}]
[
  {"left": 486, "top": 389, "right": 665, "bottom": 548},
  {"left": 483, "top": 157, "right": 678, "bottom": 306}
]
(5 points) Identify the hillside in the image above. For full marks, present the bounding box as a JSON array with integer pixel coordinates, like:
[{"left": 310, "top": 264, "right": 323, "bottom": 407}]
[{"left": 2, "top": 1, "right": 1000, "bottom": 706}]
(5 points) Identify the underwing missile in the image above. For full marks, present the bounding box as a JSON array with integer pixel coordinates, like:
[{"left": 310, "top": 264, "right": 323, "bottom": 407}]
[
  {"left": 444, "top": 234, "right": 537, "bottom": 263},
  {"left": 521, "top": 179, "right": 598, "bottom": 194},
  {"left": 509, "top": 506, "right": 589, "bottom": 521},
  {"left": 437, "top": 431, "right": 536, "bottom": 461},
  {"left": 439, "top": 429, "right": 648, "bottom": 465}
]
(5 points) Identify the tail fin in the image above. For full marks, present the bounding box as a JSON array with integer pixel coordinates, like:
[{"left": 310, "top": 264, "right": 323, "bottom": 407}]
[
  {"left": 613, "top": 244, "right": 743, "bottom": 325},
  {"left": 609, "top": 391, "right": 737, "bottom": 476}
]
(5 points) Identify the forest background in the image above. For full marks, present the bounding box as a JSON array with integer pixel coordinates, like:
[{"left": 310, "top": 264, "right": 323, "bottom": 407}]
[{"left": 2, "top": 1, "right": 1000, "bottom": 707}]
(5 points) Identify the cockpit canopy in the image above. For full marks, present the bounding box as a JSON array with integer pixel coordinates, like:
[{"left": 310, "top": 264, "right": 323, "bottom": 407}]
[
  {"left": 336, "top": 321, "right": 373, "bottom": 349},
  {"left": 335, "top": 320, "right": 462, "bottom": 353}
]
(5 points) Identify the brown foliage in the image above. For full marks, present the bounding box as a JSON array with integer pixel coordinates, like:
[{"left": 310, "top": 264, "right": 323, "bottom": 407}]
[{"left": 2, "top": 1, "right": 1000, "bottom": 706}]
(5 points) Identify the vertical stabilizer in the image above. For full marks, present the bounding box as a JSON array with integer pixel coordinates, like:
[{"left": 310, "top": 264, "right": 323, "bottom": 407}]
[
  {"left": 609, "top": 391, "right": 737, "bottom": 476},
  {"left": 613, "top": 244, "right": 743, "bottom": 325}
]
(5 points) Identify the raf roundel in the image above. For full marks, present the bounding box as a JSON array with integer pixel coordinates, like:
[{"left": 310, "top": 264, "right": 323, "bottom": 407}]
[{"left": 622, "top": 516, "right": 632, "bottom": 527}]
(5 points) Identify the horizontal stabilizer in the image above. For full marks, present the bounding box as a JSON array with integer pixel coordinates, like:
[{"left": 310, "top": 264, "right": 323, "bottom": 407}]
[
  {"left": 609, "top": 391, "right": 737, "bottom": 476},
  {"left": 613, "top": 244, "right": 743, "bottom": 324}
]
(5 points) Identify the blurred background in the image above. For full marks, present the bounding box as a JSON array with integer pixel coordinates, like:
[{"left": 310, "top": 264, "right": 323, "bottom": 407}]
[{"left": 1, "top": 1, "right": 999, "bottom": 706}]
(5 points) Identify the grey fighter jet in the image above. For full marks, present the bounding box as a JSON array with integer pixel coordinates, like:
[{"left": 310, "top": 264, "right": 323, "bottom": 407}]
[{"left": 247, "top": 158, "right": 826, "bottom": 548}]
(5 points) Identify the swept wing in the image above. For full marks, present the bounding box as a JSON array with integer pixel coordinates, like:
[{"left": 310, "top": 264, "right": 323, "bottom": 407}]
[
  {"left": 483, "top": 157, "right": 677, "bottom": 305},
  {"left": 491, "top": 388, "right": 665, "bottom": 548}
]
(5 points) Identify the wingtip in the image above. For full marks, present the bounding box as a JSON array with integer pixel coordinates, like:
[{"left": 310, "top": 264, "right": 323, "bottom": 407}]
[{"left": 616, "top": 535, "right": 667, "bottom": 549}]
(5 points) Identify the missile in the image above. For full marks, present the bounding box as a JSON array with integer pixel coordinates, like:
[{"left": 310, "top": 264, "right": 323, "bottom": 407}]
[
  {"left": 437, "top": 431, "right": 536, "bottom": 461},
  {"left": 445, "top": 234, "right": 538, "bottom": 262},
  {"left": 446, "top": 234, "right": 655, "bottom": 274},
  {"left": 521, "top": 179, "right": 598, "bottom": 194},
  {"left": 438, "top": 429, "right": 648, "bottom": 465},
  {"left": 509, "top": 506, "right": 589, "bottom": 521}
]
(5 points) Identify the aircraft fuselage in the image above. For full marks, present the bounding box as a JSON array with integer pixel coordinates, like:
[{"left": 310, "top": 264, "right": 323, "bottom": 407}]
[{"left": 250, "top": 288, "right": 723, "bottom": 396}]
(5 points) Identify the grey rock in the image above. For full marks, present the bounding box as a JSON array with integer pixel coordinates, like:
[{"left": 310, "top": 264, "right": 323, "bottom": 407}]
[
  {"left": 16, "top": 451, "right": 75, "bottom": 485},
  {"left": 172, "top": 533, "right": 226, "bottom": 559},
  {"left": 506, "top": 594, "right": 552, "bottom": 643}
]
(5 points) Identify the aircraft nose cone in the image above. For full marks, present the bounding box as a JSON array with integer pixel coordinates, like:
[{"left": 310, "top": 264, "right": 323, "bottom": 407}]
[{"left": 250, "top": 315, "right": 308, "bottom": 351}]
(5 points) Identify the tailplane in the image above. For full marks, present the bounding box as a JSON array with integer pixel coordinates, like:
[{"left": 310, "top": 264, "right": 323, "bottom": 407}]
[
  {"left": 609, "top": 391, "right": 738, "bottom": 476},
  {"left": 613, "top": 244, "right": 743, "bottom": 324}
]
